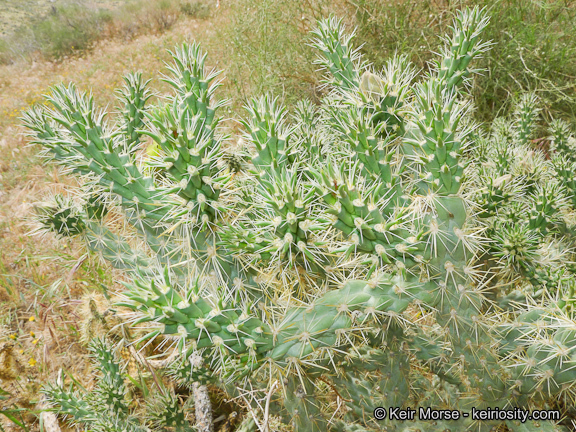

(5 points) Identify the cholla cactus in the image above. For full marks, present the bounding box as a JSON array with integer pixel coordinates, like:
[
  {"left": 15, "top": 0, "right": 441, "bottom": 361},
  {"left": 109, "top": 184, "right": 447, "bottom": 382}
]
[
  {"left": 23, "top": 6, "right": 576, "bottom": 432},
  {"left": 43, "top": 339, "right": 192, "bottom": 431},
  {"left": 467, "top": 91, "right": 576, "bottom": 302}
]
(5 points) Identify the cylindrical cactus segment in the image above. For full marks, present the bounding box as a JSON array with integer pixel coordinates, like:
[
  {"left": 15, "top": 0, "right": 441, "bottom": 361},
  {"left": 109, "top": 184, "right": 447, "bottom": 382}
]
[
  {"left": 116, "top": 72, "right": 152, "bottom": 154},
  {"left": 119, "top": 273, "right": 430, "bottom": 370}
]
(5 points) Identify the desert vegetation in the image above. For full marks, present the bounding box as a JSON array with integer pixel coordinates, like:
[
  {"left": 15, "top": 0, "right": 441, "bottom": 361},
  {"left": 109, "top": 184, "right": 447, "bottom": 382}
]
[{"left": 1, "top": 1, "right": 576, "bottom": 431}]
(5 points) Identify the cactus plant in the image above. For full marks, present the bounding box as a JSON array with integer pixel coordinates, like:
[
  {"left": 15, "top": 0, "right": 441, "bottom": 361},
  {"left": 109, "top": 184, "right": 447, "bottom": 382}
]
[
  {"left": 43, "top": 339, "right": 193, "bottom": 432},
  {"left": 23, "top": 6, "right": 576, "bottom": 432}
]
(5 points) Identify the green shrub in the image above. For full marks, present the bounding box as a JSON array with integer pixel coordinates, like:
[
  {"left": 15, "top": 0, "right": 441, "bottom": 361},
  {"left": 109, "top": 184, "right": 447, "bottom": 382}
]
[
  {"left": 179, "top": 0, "right": 211, "bottom": 19},
  {"left": 223, "top": 0, "right": 333, "bottom": 108},
  {"left": 31, "top": 2, "right": 113, "bottom": 59}
]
